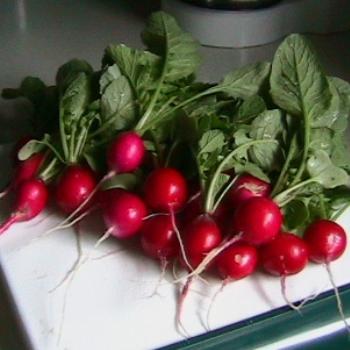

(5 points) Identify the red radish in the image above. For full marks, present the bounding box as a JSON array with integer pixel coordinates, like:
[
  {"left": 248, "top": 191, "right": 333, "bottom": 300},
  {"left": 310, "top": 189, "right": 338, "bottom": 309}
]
[
  {"left": 232, "top": 197, "right": 283, "bottom": 246},
  {"left": 206, "top": 243, "right": 258, "bottom": 329},
  {"left": 183, "top": 214, "right": 222, "bottom": 269},
  {"left": 180, "top": 193, "right": 230, "bottom": 233},
  {"left": 102, "top": 189, "right": 147, "bottom": 239},
  {"left": 143, "top": 168, "right": 188, "bottom": 213},
  {"left": 304, "top": 219, "right": 347, "bottom": 263},
  {"left": 141, "top": 215, "right": 179, "bottom": 260},
  {"left": 304, "top": 220, "right": 349, "bottom": 332},
  {"left": 260, "top": 233, "right": 309, "bottom": 276},
  {"left": 13, "top": 152, "right": 46, "bottom": 187},
  {"left": 58, "top": 131, "right": 145, "bottom": 228},
  {"left": 0, "top": 152, "right": 46, "bottom": 199},
  {"left": 260, "top": 232, "right": 309, "bottom": 311},
  {"left": 107, "top": 131, "right": 145, "bottom": 173},
  {"left": 227, "top": 173, "right": 271, "bottom": 208},
  {"left": 55, "top": 165, "right": 97, "bottom": 214},
  {"left": 0, "top": 179, "right": 48, "bottom": 235},
  {"left": 216, "top": 243, "right": 258, "bottom": 280}
]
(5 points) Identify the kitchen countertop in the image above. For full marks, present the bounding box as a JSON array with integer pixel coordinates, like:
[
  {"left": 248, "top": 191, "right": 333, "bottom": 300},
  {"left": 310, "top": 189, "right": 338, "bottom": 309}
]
[{"left": 0, "top": 1, "right": 349, "bottom": 349}]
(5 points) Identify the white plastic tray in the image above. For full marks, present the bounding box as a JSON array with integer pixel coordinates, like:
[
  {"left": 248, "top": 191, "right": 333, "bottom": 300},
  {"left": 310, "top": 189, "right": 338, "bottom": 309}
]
[{"left": 0, "top": 198, "right": 350, "bottom": 350}]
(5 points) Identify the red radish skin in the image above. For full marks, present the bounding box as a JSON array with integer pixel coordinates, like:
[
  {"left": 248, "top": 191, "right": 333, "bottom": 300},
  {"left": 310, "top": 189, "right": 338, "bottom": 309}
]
[
  {"left": 107, "top": 131, "right": 145, "bottom": 173},
  {"left": 103, "top": 189, "right": 147, "bottom": 239},
  {"left": 227, "top": 173, "right": 271, "bottom": 208},
  {"left": 55, "top": 165, "right": 97, "bottom": 214},
  {"left": 0, "top": 179, "right": 48, "bottom": 235},
  {"left": 143, "top": 168, "right": 188, "bottom": 213},
  {"left": 13, "top": 152, "right": 46, "bottom": 187},
  {"left": 232, "top": 197, "right": 283, "bottom": 246},
  {"left": 304, "top": 220, "right": 349, "bottom": 332},
  {"left": 304, "top": 220, "right": 347, "bottom": 263},
  {"left": 183, "top": 214, "right": 222, "bottom": 269},
  {"left": 260, "top": 233, "right": 309, "bottom": 276},
  {"left": 0, "top": 152, "right": 46, "bottom": 199},
  {"left": 141, "top": 215, "right": 179, "bottom": 260},
  {"left": 216, "top": 244, "right": 258, "bottom": 280}
]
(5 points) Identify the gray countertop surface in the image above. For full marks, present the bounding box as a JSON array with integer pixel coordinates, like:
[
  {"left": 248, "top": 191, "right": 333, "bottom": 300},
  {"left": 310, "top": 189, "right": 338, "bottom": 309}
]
[{"left": 0, "top": 1, "right": 349, "bottom": 349}]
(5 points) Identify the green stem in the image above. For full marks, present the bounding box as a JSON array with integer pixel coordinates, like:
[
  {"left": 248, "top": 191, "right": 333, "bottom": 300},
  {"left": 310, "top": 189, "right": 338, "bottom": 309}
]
[
  {"left": 290, "top": 74, "right": 311, "bottom": 186},
  {"left": 273, "top": 178, "right": 315, "bottom": 205},
  {"left": 212, "top": 175, "right": 239, "bottom": 213},
  {"left": 331, "top": 204, "right": 350, "bottom": 221},
  {"left": 271, "top": 134, "right": 297, "bottom": 197},
  {"left": 138, "top": 90, "right": 213, "bottom": 133},
  {"left": 39, "top": 158, "right": 59, "bottom": 183},
  {"left": 204, "top": 139, "right": 278, "bottom": 214},
  {"left": 33, "top": 141, "right": 66, "bottom": 164},
  {"left": 59, "top": 100, "right": 69, "bottom": 161},
  {"left": 69, "top": 124, "right": 77, "bottom": 163},
  {"left": 164, "top": 140, "right": 179, "bottom": 167},
  {"left": 72, "top": 129, "right": 88, "bottom": 164},
  {"left": 135, "top": 55, "right": 168, "bottom": 131}
]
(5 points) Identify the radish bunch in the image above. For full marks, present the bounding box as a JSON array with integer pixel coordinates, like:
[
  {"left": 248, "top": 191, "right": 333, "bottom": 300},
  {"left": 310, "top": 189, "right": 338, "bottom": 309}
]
[{"left": 1, "top": 11, "right": 350, "bottom": 335}]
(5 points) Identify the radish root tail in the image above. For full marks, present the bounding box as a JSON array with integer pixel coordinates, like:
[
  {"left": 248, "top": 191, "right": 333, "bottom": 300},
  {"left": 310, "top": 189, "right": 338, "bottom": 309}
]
[
  {"left": 176, "top": 276, "right": 193, "bottom": 338},
  {"left": 325, "top": 262, "right": 350, "bottom": 334},
  {"left": 206, "top": 280, "right": 227, "bottom": 331},
  {"left": 170, "top": 208, "right": 193, "bottom": 272},
  {"left": 180, "top": 233, "right": 243, "bottom": 281}
]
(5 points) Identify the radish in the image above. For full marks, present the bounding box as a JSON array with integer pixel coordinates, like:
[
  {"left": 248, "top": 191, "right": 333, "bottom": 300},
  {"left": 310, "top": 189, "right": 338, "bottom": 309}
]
[
  {"left": 232, "top": 197, "right": 283, "bottom": 246},
  {"left": 260, "top": 232, "right": 309, "bottom": 310},
  {"left": 143, "top": 167, "right": 188, "bottom": 213},
  {"left": 140, "top": 214, "right": 179, "bottom": 297},
  {"left": 304, "top": 219, "right": 349, "bottom": 331},
  {"left": 227, "top": 173, "right": 271, "bottom": 208},
  {"left": 143, "top": 167, "right": 190, "bottom": 268},
  {"left": 182, "top": 214, "right": 222, "bottom": 270},
  {"left": 0, "top": 152, "right": 46, "bottom": 199},
  {"left": 175, "top": 214, "right": 222, "bottom": 332},
  {"left": 0, "top": 178, "right": 48, "bottom": 235},
  {"left": 216, "top": 243, "right": 258, "bottom": 281},
  {"left": 57, "top": 131, "right": 145, "bottom": 228},
  {"left": 55, "top": 165, "right": 97, "bottom": 214},
  {"left": 206, "top": 243, "right": 258, "bottom": 329},
  {"left": 107, "top": 131, "right": 145, "bottom": 173},
  {"left": 304, "top": 220, "right": 347, "bottom": 264},
  {"left": 101, "top": 189, "right": 147, "bottom": 240},
  {"left": 141, "top": 215, "right": 179, "bottom": 260}
]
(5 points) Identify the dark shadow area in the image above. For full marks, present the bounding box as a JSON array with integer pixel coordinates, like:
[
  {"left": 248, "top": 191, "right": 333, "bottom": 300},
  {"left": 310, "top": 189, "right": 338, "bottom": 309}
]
[
  {"left": 0, "top": 265, "right": 31, "bottom": 350},
  {"left": 96, "top": 0, "right": 161, "bottom": 19}
]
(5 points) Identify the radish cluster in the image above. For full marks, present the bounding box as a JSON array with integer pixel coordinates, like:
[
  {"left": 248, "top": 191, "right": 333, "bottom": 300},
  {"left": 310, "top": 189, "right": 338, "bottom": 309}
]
[{"left": 1, "top": 18, "right": 350, "bottom": 338}]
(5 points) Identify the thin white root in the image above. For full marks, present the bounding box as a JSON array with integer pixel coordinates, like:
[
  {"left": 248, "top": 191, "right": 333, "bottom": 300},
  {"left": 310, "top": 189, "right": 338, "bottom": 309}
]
[
  {"left": 169, "top": 208, "right": 193, "bottom": 272},
  {"left": 325, "top": 262, "right": 350, "bottom": 333},
  {"left": 94, "top": 228, "right": 113, "bottom": 248},
  {"left": 176, "top": 277, "right": 192, "bottom": 339},
  {"left": 42, "top": 207, "right": 95, "bottom": 237},
  {"left": 49, "top": 225, "right": 83, "bottom": 293},
  {"left": 142, "top": 213, "right": 169, "bottom": 221},
  {"left": 56, "top": 225, "right": 84, "bottom": 345},
  {"left": 174, "top": 234, "right": 243, "bottom": 283},
  {"left": 281, "top": 275, "right": 303, "bottom": 313},
  {"left": 280, "top": 276, "right": 320, "bottom": 313},
  {"left": 145, "top": 258, "right": 168, "bottom": 298},
  {"left": 89, "top": 248, "right": 125, "bottom": 261},
  {"left": 0, "top": 186, "right": 10, "bottom": 199},
  {"left": 206, "top": 280, "right": 227, "bottom": 331}
]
